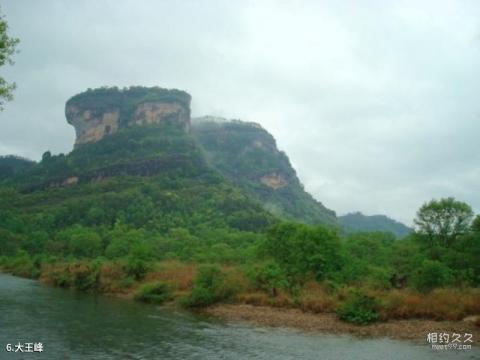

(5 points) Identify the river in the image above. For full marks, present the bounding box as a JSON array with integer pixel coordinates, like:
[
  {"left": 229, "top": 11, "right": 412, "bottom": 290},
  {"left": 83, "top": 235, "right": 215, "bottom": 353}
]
[{"left": 0, "top": 273, "right": 478, "bottom": 359}]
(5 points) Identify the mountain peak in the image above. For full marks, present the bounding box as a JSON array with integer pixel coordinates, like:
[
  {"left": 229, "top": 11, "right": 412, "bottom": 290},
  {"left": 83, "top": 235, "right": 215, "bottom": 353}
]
[{"left": 66, "top": 86, "right": 191, "bottom": 147}]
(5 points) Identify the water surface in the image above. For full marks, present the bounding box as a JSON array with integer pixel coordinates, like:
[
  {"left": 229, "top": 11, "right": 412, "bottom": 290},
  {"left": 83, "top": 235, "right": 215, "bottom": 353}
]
[{"left": 0, "top": 274, "right": 477, "bottom": 359}]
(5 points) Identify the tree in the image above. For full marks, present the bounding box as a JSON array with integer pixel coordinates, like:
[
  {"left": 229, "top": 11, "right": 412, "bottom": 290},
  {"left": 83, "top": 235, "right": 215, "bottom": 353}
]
[
  {"left": 261, "top": 222, "right": 343, "bottom": 283},
  {"left": 414, "top": 197, "right": 474, "bottom": 248},
  {"left": 471, "top": 215, "right": 480, "bottom": 233},
  {"left": 0, "top": 7, "right": 19, "bottom": 109},
  {"left": 411, "top": 260, "right": 452, "bottom": 293}
]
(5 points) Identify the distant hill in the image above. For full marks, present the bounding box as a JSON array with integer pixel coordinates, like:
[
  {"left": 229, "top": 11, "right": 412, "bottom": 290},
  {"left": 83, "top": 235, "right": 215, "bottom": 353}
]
[
  {"left": 191, "top": 117, "right": 337, "bottom": 226},
  {"left": 339, "top": 212, "right": 412, "bottom": 238},
  {"left": 0, "top": 155, "right": 35, "bottom": 179}
]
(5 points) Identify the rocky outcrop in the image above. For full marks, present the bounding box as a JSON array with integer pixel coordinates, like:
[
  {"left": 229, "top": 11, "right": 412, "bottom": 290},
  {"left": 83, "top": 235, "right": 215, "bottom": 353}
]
[
  {"left": 132, "top": 102, "right": 189, "bottom": 129},
  {"left": 260, "top": 173, "right": 288, "bottom": 189},
  {"left": 66, "top": 87, "right": 191, "bottom": 147},
  {"left": 66, "top": 107, "right": 120, "bottom": 146}
]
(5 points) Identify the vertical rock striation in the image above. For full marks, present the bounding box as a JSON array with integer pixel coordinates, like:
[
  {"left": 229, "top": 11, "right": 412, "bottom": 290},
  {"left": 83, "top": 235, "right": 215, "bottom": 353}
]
[{"left": 66, "top": 86, "right": 191, "bottom": 147}]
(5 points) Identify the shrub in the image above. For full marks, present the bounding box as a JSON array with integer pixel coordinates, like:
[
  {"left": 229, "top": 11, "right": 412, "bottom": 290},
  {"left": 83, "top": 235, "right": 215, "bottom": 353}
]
[
  {"left": 45, "top": 264, "right": 72, "bottom": 288},
  {"left": 411, "top": 260, "right": 452, "bottom": 293},
  {"left": 364, "top": 266, "right": 393, "bottom": 290},
  {"left": 70, "top": 262, "right": 99, "bottom": 291},
  {"left": 3, "top": 251, "right": 40, "bottom": 278},
  {"left": 185, "top": 265, "right": 235, "bottom": 307},
  {"left": 124, "top": 256, "right": 150, "bottom": 280},
  {"left": 380, "top": 288, "right": 480, "bottom": 321},
  {"left": 98, "top": 262, "right": 127, "bottom": 292},
  {"left": 337, "top": 290, "right": 380, "bottom": 325},
  {"left": 247, "top": 261, "right": 288, "bottom": 296},
  {"left": 134, "top": 281, "right": 172, "bottom": 304},
  {"left": 298, "top": 281, "right": 337, "bottom": 313}
]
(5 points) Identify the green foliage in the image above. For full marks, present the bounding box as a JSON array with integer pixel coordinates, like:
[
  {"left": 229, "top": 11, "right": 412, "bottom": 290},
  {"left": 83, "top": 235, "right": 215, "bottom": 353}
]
[
  {"left": 452, "top": 228, "right": 480, "bottom": 285},
  {"left": 337, "top": 290, "right": 380, "bottom": 325},
  {"left": 414, "top": 197, "right": 474, "bottom": 248},
  {"left": 134, "top": 281, "right": 172, "bottom": 304},
  {"left": 411, "top": 260, "right": 453, "bottom": 293},
  {"left": 0, "top": 123, "right": 275, "bottom": 266},
  {"left": 191, "top": 119, "right": 336, "bottom": 225},
  {"left": 471, "top": 215, "right": 480, "bottom": 233},
  {"left": 185, "top": 265, "right": 235, "bottom": 307},
  {"left": 0, "top": 7, "right": 19, "bottom": 109},
  {"left": 261, "top": 222, "right": 343, "bottom": 283},
  {"left": 70, "top": 262, "right": 100, "bottom": 291},
  {"left": 54, "top": 225, "right": 102, "bottom": 258},
  {"left": 0, "top": 155, "right": 35, "bottom": 180},
  {"left": 333, "top": 232, "right": 395, "bottom": 289},
  {"left": 364, "top": 266, "right": 393, "bottom": 290},
  {"left": 2, "top": 251, "right": 39, "bottom": 278},
  {"left": 66, "top": 86, "right": 191, "bottom": 126},
  {"left": 339, "top": 212, "right": 411, "bottom": 239},
  {"left": 247, "top": 261, "right": 288, "bottom": 296},
  {"left": 48, "top": 265, "right": 73, "bottom": 288},
  {"left": 124, "top": 256, "right": 150, "bottom": 281},
  {"left": 0, "top": 228, "right": 24, "bottom": 256}
]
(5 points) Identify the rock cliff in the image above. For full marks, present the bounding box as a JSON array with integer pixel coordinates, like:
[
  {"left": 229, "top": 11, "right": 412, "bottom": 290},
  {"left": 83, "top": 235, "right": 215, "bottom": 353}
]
[{"left": 66, "top": 86, "right": 191, "bottom": 147}]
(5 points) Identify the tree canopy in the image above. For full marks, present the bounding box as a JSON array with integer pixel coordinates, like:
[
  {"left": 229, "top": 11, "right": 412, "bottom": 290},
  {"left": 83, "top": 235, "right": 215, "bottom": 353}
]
[
  {"left": 0, "top": 7, "right": 19, "bottom": 109},
  {"left": 414, "top": 197, "right": 474, "bottom": 248}
]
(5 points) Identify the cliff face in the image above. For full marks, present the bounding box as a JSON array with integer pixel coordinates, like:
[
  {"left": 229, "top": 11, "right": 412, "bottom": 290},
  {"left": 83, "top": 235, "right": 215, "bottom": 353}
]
[
  {"left": 66, "top": 87, "right": 191, "bottom": 147},
  {"left": 66, "top": 107, "right": 120, "bottom": 146}
]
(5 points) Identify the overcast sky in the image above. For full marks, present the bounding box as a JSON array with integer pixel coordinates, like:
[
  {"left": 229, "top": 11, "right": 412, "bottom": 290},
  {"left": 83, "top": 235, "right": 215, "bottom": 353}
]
[{"left": 1, "top": 0, "right": 479, "bottom": 225}]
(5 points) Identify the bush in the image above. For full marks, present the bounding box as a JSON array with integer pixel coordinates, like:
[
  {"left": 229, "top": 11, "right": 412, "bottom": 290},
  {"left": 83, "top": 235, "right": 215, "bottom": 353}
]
[
  {"left": 411, "top": 260, "right": 453, "bottom": 293},
  {"left": 185, "top": 265, "right": 235, "bottom": 307},
  {"left": 337, "top": 290, "right": 380, "bottom": 325},
  {"left": 70, "top": 262, "right": 99, "bottom": 291},
  {"left": 46, "top": 264, "right": 72, "bottom": 288},
  {"left": 124, "top": 256, "right": 150, "bottom": 280},
  {"left": 247, "top": 261, "right": 288, "bottom": 296},
  {"left": 134, "top": 281, "right": 172, "bottom": 304},
  {"left": 364, "top": 266, "right": 393, "bottom": 290}
]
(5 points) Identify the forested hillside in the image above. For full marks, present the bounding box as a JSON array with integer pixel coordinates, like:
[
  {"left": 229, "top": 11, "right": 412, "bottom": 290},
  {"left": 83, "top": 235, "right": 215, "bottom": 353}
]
[
  {"left": 0, "top": 121, "right": 275, "bottom": 263},
  {"left": 0, "top": 155, "right": 35, "bottom": 179},
  {"left": 191, "top": 117, "right": 337, "bottom": 226},
  {"left": 339, "top": 212, "right": 412, "bottom": 239}
]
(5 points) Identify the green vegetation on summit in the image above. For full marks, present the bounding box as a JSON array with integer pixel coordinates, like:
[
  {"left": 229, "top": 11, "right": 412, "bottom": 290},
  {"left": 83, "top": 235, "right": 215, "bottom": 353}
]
[{"left": 66, "top": 86, "right": 191, "bottom": 126}]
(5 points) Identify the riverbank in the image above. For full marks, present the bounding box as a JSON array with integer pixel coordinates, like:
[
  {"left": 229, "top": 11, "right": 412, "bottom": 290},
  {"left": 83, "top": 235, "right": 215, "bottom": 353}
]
[
  {"left": 203, "top": 304, "right": 480, "bottom": 344},
  {"left": 2, "top": 259, "right": 480, "bottom": 344},
  {"left": 100, "top": 287, "right": 480, "bottom": 343},
  {"left": 6, "top": 273, "right": 472, "bottom": 360}
]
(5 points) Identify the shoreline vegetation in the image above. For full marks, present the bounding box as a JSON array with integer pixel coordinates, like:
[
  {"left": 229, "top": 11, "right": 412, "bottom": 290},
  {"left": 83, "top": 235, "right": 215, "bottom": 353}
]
[{"left": 1, "top": 259, "right": 479, "bottom": 343}]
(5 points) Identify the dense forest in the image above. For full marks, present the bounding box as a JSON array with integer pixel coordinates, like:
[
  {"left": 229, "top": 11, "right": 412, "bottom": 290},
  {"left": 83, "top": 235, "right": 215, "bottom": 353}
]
[
  {"left": 0, "top": 87, "right": 479, "bottom": 326},
  {"left": 339, "top": 212, "right": 412, "bottom": 239}
]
